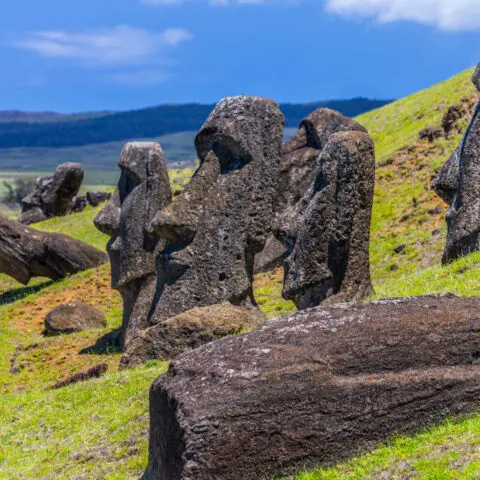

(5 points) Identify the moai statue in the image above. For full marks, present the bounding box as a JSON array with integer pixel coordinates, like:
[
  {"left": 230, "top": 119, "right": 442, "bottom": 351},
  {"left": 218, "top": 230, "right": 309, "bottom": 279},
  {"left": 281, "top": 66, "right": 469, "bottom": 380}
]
[
  {"left": 433, "top": 64, "right": 480, "bottom": 264},
  {"left": 255, "top": 108, "right": 367, "bottom": 273},
  {"left": 148, "top": 95, "right": 284, "bottom": 324},
  {"left": 94, "top": 142, "right": 172, "bottom": 346},
  {"left": 283, "top": 131, "right": 376, "bottom": 309}
]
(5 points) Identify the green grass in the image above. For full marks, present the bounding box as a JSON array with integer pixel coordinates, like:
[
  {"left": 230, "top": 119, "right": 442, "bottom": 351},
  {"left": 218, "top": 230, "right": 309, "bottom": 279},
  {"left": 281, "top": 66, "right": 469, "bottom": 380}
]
[
  {"left": 0, "top": 363, "right": 168, "bottom": 480},
  {"left": 294, "top": 415, "right": 480, "bottom": 480},
  {"left": 1, "top": 67, "right": 480, "bottom": 479}
]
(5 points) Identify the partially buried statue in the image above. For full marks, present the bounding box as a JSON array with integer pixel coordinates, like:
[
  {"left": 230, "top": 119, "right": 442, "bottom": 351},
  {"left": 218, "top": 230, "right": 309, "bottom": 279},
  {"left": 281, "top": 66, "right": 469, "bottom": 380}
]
[
  {"left": 432, "top": 63, "right": 480, "bottom": 264},
  {"left": 95, "top": 96, "right": 284, "bottom": 354},
  {"left": 94, "top": 142, "right": 172, "bottom": 347},
  {"left": 282, "top": 130, "right": 376, "bottom": 309}
]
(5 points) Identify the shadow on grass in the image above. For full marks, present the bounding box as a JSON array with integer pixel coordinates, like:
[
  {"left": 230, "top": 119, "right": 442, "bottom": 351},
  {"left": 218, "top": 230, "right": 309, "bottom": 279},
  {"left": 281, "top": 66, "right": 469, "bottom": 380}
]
[
  {"left": 0, "top": 280, "right": 55, "bottom": 306},
  {"left": 80, "top": 328, "right": 122, "bottom": 355}
]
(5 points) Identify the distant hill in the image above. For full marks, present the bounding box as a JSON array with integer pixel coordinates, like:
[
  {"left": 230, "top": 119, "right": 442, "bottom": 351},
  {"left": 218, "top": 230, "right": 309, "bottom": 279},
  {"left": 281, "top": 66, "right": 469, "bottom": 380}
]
[{"left": 0, "top": 98, "right": 391, "bottom": 150}]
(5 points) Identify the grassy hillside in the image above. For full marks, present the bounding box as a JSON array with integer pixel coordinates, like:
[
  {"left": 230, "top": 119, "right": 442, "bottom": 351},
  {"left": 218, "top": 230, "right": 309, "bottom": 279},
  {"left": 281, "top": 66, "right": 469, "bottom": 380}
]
[{"left": 1, "top": 67, "right": 479, "bottom": 479}]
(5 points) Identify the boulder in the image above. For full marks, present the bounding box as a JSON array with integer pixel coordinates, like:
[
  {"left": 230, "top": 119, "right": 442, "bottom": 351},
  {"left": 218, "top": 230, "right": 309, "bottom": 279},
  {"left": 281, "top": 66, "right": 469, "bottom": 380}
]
[
  {"left": 44, "top": 301, "right": 107, "bottom": 335},
  {"left": 20, "top": 163, "right": 84, "bottom": 224},
  {"left": 71, "top": 195, "right": 87, "bottom": 213},
  {"left": 94, "top": 142, "right": 172, "bottom": 347},
  {"left": 86, "top": 190, "right": 112, "bottom": 207},
  {"left": 148, "top": 96, "right": 284, "bottom": 325},
  {"left": 283, "top": 131, "right": 376, "bottom": 309},
  {"left": 143, "top": 295, "right": 480, "bottom": 480},
  {"left": 18, "top": 207, "right": 47, "bottom": 225},
  {"left": 120, "top": 302, "right": 266, "bottom": 368},
  {"left": 0, "top": 214, "right": 107, "bottom": 285}
]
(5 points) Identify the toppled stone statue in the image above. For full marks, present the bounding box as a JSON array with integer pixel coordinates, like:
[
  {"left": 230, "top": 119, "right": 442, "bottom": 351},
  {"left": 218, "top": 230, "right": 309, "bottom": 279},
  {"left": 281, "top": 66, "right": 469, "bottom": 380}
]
[
  {"left": 282, "top": 130, "right": 375, "bottom": 309},
  {"left": 147, "top": 96, "right": 284, "bottom": 325},
  {"left": 143, "top": 294, "right": 480, "bottom": 480},
  {"left": 19, "top": 163, "right": 84, "bottom": 224},
  {"left": 255, "top": 108, "right": 367, "bottom": 274},
  {"left": 94, "top": 142, "right": 172, "bottom": 347},
  {"left": 0, "top": 214, "right": 107, "bottom": 285},
  {"left": 433, "top": 64, "right": 480, "bottom": 263}
]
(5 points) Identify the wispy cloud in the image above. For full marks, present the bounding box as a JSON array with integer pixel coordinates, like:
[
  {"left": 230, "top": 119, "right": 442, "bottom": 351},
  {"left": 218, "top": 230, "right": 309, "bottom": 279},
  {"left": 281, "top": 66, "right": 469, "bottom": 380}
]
[
  {"left": 326, "top": 0, "right": 480, "bottom": 31},
  {"left": 141, "top": 0, "right": 480, "bottom": 31},
  {"left": 12, "top": 25, "right": 193, "bottom": 65}
]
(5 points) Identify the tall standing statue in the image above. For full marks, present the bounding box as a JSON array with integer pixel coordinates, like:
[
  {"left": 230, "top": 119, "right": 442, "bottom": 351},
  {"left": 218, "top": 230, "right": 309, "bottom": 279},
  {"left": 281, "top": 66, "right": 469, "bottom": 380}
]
[
  {"left": 433, "top": 63, "right": 480, "bottom": 264},
  {"left": 94, "top": 142, "right": 172, "bottom": 346},
  {"left": 282, "top": 131, "right": 376, "bottom": 309},
  {"left": 148, "top": 95, "right": 285, "bottom": 323}
]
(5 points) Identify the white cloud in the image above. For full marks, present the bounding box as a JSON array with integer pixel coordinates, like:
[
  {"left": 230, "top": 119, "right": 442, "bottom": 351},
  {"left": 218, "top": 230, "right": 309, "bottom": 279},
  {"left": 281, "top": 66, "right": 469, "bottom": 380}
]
[
  {"left": 326, "top": 0, "right": 480, "bottom": 31},
  {"left": 12, "top": 25, "right": 193, "bottom": 65}
]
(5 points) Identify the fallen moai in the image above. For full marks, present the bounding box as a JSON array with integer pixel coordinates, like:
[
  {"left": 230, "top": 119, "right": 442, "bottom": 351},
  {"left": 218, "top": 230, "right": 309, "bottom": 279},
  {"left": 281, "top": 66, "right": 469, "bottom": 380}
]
[
  {"left": 143, "top": 294, "right": 480, "bottom": 480},
  {"left": 282, "top": 130, "right": 376, "bottom": 309},
  {"left": 433, "top": 64, "right": 480, "bottom": 263},
  {"left": 71, "top": 191, "right": 112, "bottom": 213},
  {"left": 0, "top": 214, "right": 107, "bottom": 285},
  {"left": 94, "top": 142, "right": 172, "bottom": 347},
  {"left": 19, "top": 162, "right": 84, "bottom": 224}
]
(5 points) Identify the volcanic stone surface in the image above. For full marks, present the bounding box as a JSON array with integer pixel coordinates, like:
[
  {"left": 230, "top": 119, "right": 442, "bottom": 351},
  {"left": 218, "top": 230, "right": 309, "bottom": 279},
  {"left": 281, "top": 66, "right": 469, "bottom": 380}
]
[
  {"left": 94, "top": 142, "right": 172, "bottom": 347},
  {"left": 19, "top": 162, "right": 84, "bottom": 224},
  {"left": 120, "top": 302, "right": 265, "bottom": 368},
  {"left": 44, "top": 301, "right": 107, "bottom": 335},
  {"left": 143, "top": 294, "right": 480, "bottom": 480},
  {"left": 438, "top": 65, "right": 480, "bottom": 263},
  {"left": 283, "top": 130, "right": 376, "bottom": 309},
  {"left": 0, "top": 214, "right": 107, "bottom": 285},
  {"left": 148, "top": 96, "right": 284, "bottom": 324}
]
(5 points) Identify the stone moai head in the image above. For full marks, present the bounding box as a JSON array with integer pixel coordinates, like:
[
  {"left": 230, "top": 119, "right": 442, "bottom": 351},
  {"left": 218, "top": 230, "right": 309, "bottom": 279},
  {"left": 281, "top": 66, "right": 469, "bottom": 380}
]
[
  {"left": 283, "top": 131, "right": 376, "bottom": 309},
  {"left": 94, "top": 142, "right": 172, "bottom": 341},
  {"left": 147, "top": 96, "right": 284, "bottom": 324},
  {"left": 433, "top": 62, "right": 480, "bottom": 264}
]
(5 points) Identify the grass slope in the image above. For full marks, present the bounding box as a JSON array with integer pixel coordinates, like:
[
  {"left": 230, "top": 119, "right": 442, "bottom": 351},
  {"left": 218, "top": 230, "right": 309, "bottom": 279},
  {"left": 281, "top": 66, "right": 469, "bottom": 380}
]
[{"left": 1, "top": 66, "right": 480, "bottom": 479}]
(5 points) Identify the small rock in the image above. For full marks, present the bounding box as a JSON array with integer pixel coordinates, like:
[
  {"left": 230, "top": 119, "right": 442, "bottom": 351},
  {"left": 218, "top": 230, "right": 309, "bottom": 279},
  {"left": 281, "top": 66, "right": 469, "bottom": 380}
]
[
  {"left": 418, "top": 127, "right": 443, "bottom": 143},
  {"left": 393, "top": 244, "right": 407, "bottom": 254},
  {"left": 86, "top": 191, "right": 111, "bottom": 207},
  {"left": 44, "top": 301, "right": 106, "bottom": 336}
]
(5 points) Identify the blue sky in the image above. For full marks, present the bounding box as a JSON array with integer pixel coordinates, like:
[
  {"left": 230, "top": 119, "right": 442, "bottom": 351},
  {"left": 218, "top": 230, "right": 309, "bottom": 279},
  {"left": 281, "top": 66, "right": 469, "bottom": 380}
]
[{"left": 1, "top": 0, "right": 480, "bottom": 112}]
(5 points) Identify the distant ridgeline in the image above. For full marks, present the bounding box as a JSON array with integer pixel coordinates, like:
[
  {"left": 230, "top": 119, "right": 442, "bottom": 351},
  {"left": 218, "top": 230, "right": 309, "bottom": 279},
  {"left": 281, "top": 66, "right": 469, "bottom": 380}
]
[{"left": 0, "top": 98, "right": 391, "bottom": 149}]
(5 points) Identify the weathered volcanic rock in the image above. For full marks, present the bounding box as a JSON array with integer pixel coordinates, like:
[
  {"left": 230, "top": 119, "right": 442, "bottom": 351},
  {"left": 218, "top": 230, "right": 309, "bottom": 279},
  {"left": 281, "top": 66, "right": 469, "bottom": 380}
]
[
  {"left": 258, "top": 109, "right": 367, "bottom": 271},
  {"left": 18, "top": 207, "right": 47, "bottom": 225},
  {"left": 432, "top": 144, "right": 461, "bottom": 206},
  {"left": 283, "top": 130, "right": 376, "bottom": 309},
  {"left": 253, "top": 235, "right": 287, "bottom": 274},
  {"left": 71, "top": 195, "right": 87, "bottom": 213},
  {"left": 86, "top": 190, "right": 112, "bottom": 207},
  {"left": 439, "top": 65, "right": 480, "bottom": 263},
  {"left": 50, "top": 363, "right": 108, "bottom": 390},
  {"left": 44, "top": 301, "right": 107, "bottom": 335},
  {"left": 19, "top": 163, "right": 84, "bottom": 224},
  {"left": 143, "top": 294, "right": 480, "bottom": 480},
  {"left": 120, "top": 302, "right": 265, "bottom": 368},
  {"left": 148, "top": 96, "right": 284, "bottom": 324},
  {"left": 94, "top": 142, "right": 172, "bottom": 346},
  {"left": 0, "top": 214, "right": 107, "bottom": 285}
]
